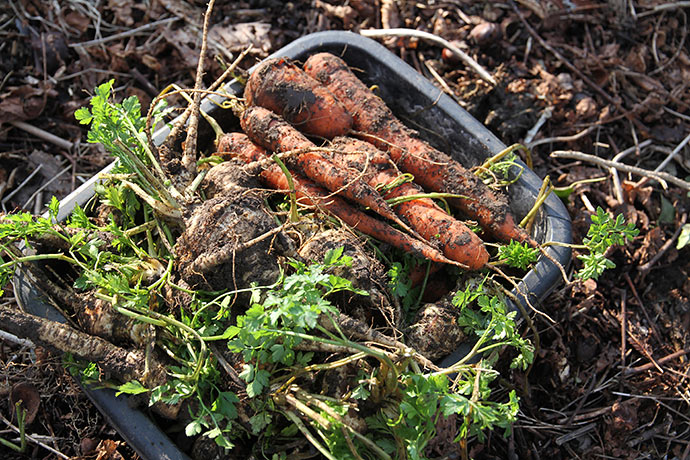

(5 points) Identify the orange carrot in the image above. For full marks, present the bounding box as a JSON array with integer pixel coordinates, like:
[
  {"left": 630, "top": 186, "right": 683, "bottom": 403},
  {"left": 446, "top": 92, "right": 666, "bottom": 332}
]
[
  {"left": 240, "top": 106, "right": 420, "bottom": 238},
  {"left": 303, "top": 52, "right": 535, "bottom": 247},
  {"left": 216, "top": 132, "right": 465, "bottom": 267},
  {"left": 329, "top": 137, "right": 489, "bottom": 270},
  {"left": 244, "top": 57, "right": 353, "bottom": 139}
]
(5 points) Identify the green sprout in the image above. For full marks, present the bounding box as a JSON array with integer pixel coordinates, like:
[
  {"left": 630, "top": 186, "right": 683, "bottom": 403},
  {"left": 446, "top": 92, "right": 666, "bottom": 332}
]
[
  {"left": 576, "top": 207, "right": 639, "bottom": 280},
  {"left": 497, "top": 240, "right": 539, "bottom": 270}
]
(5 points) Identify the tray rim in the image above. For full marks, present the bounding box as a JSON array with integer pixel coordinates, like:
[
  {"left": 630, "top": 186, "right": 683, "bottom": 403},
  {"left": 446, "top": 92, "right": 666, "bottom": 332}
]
[{"left": 13, "top": 30, "right": 572, "bottom": 459}]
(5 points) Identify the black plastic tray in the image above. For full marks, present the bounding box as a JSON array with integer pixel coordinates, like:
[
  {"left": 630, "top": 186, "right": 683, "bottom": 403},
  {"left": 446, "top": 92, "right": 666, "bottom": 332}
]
[{"left": 14, "top": 30, "right": 572, "bottom": 459}]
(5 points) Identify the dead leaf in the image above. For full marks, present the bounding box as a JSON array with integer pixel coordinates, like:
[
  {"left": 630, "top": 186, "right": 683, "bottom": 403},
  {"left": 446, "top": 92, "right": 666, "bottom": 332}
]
[
  {"left": 29, "top": 32, "right": 71, "bottom": 75},
  {"left": 349, "top": 0, "right": 375, "bottom": 18},
  {"left": 0, "top": 85, "right": 48, "bottom": 125},
  {"left": 9, "top": 382, "right": 40, "bottom": 425},
  {"left": 208, "top": 22, "right": 272, "bottom": 55},
  {"left": 64, "top": 9, "right": 91, "bottom": 34},
  {"left": 95, "top": 439, "right": 125, "bottom": 460},
  {"left": 625, "top": 44, "right": 649, "bottom": 73},
  {"left": 25, "top": 150, "right": 73, "bottom": 200},
  {"left": 80, "top": 437, "right": 99, "bottom": 456},
  {"left": 515, "top": 0, "right": 552, "bottom": 20},
  {"left": 575, "top": 96, "right": 598, "bottom": 119},
  {"left": 600, "top": 43, "right": 621, "bottom": 60},
  {"left": 595, "top": 345, "right": 618, "bottom": 372},
  {"left": 107, "top": 0, "right": 134, "bottom": 27},
  {"left": 622, "top": 180, "right": 654, "bottom": 209},
  {"left": 631, "top": 74, "right": 665, "bottom": 93},
  {"left": 158, "top": 0, "right": 203, "bottom": 27},
  {"left": 634, "top": 226, "right": 665, "bottom": 264},
  {"left": 163, "top": 28, "right": 201, "bottom": 69},
  {"left": 610, "top": 399, "right": 639, "bottom": 432},
  {"left": 314, "top": 0, "right": 358, "bottom": 29},
  {"left": 141, "top": 53, "right": 161, "bottom": 72},
  {"left": 106, "top": 42, "right": 131, "bottom": 73}
]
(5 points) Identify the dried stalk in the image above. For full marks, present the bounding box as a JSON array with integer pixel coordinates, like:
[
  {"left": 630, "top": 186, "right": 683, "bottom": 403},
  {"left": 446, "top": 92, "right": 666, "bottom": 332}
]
[{"left": 550, "top": 150, "right": 690, "bottom": 191}]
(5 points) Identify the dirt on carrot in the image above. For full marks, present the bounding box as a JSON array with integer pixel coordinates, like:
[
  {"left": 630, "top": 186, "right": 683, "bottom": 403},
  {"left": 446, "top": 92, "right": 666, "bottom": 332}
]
[
  {"left": 303, "top": 52, "right": 535, "bottom": 247},
  {"left": 238, "top": 106, "right": 424, "bottom": 237},
  {"left": 215, "top": 131, "right": 464, "bottom": 267},
  {"left": 329, "top": 136, "right": 490, "bottom": 270},
  {"left": 244, "top": 57, "right": 353, "bottom": 139}
]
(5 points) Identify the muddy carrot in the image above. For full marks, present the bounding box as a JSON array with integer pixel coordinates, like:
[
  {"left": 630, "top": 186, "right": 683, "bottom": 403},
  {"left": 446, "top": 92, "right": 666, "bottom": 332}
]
[
  {"left": 303, "top": 52, "right": 535, "bottom": 246},
  {"left": 216, "top": 132, "right": 466, "bottom": 267},
  {"left": 244, "top": 57, "right": 353, "bottom": 139},
  {"left": 329, "top": 137, "right": 489, "bottom": 270},
  {"left": 0, "top": 304, "right": 168, "bottom": 388},
  {"left": 239, "top": 106, "right": 421, "bottom": 238}
]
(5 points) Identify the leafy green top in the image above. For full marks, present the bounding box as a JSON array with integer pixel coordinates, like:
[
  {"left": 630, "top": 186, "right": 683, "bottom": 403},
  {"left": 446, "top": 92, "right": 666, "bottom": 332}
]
[{"left": 576, "top": 207, "right": 639, "bottom": 280}]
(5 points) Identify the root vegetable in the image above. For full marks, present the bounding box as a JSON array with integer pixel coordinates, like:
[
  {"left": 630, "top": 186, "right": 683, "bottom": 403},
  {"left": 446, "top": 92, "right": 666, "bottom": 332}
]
[
  {"left": 0, "top": 304, "right": 167, "bottom": 387},
  {"left": 78, "top": 293, "right": 150, "bottom": 347},
  {"left": 202, "top": 158, "right": 264, "bottom": 199},
  {"left": 244, "top": 57, "right": 353, "bottom": 139},
  {"left": 175, "top": 190, "right": 286, "bottom": 292},
  {"left": 329, "top": 137, "right": 489, "bottom": 270},
  {"left": 20, "top": 254, "right": 155, "bottom": 348},
  {"left": 406, "top": 296, "right": 467, "bottom": 361},
  {"left": 216, "top": 132, "right": 464, "bottom": 267},
  {"left": 298, "top": 228, "right": 396, "bottom": 324},
  {"left": 239, "top": 106, "right": 419, "bottom": 238},
  {"left": 303, "top": 52, "right": 535, "bottom": 246}
]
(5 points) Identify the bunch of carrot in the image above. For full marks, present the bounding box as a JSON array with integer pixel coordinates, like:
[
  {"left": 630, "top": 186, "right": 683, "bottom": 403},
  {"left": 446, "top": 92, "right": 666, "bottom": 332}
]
[{"left": 217, "top": 53, "right": 533, "bottom": 271}]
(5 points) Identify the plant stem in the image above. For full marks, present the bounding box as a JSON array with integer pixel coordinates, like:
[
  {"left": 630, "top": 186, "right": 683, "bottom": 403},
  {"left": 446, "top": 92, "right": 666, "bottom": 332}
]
[
  {"left": 0, "top": 253, "right": 77, "bottom": 271},
  {"left": 415, "top": 260, "right": 432, "bottom": 309},
  {"left": 112, "top": 304, "right": 168, "bottom": 327},
  {"left": 302, "top": 352, "right": 368, "bottom": 372},
  {"left": 541, "top": 241, "right": 587, "bottom": 249},
  {"left": 113, "top": 139, "right": 181, "bottom": 205},
  {"left": 434, "top": 324, "right": 495, "bottom": 376},
  {"left": 0, "top": 437, "right": 22, "bottom": 452},
  {"left": 96, "top": 288, "right": 207, "bottom": 384},
  {"left": 283, "top": 410, "right": 338, "bottom": 460},
  {"left": 119, "top": 110, "right": 169, "bottom": 185},
  {"left": 120, "top": 180, "right": 183, "bottom": 221},
  {"left": 386, "top": 192, "right": 469, "bottom": 207},
  {"left": 16, "top": 403, "right": 26, "bottom": 452},
  {"left": 123, "top": 219, "right": 158, "bottom": 238},
  {"left": 480, "top": 143, "right": 532, "bottom": 171},
  {"left": 266, "top": 328, "right": 399, "bottom": 378},
  {"left": 0, "top": 403, "right": 27, "bottom": 452},
  {"left": 519, "top": 176, "right": 553, "bottom": 229},
  {"left": 294, "top": 388, "right": 393, "bottom": 460},
  {"left": 271, "top": 154, "right": 300, "bottom": 222},
  {"left": 376, "top": 173, "right": 415, "bottom": 193}
]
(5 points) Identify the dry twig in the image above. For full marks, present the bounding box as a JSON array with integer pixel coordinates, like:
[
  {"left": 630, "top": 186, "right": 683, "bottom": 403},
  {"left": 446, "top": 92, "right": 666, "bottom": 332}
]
[
  {"left": 359, "top": 28, "right": 497, "bottom": 86},
  {"left": 550, "top": 150, "right": 690, "bottom": 191},
  {"left": 609, "top": 140, "right": 653, "bottom": 203},
  {"left": 9, "top": 121, "right": 74, "bottom": 151},
  {"left": 69, "top": 17, "right": 178, "bottom": 48},
  {"left": 182, "top": 0, "right": 217, "bottom": 183},
  {"left": 624, "top": 347, "right": 690, "bottom": 376}
]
